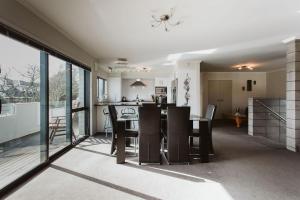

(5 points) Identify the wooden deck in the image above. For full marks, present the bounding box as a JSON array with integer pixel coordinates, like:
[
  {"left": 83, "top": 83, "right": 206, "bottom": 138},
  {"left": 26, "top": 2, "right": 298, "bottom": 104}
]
[{"left": 0, "top": 133, "right": 70, "bottom": 189}]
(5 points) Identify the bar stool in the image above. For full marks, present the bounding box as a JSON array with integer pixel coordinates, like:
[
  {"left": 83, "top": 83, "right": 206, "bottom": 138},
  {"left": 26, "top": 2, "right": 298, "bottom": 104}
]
[
  {"left": 103, "top": 108, "right": 111, "bottom": 137},
  {"left": 121, "top": 107, "right": 137, "bottom": 129}
]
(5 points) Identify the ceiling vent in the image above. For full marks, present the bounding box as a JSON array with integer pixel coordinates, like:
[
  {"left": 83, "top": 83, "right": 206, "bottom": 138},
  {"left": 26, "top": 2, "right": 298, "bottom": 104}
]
[{"left": 114, "top": 58, "right": 128, "bottom": 65}]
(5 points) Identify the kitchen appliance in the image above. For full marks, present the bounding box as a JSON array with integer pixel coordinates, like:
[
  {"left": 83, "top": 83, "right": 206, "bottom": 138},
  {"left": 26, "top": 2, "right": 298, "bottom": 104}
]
[
  {"left": 121, "top": 96, "right": 127, "bottom": 102},
  {"left": 155, "top": 87, "right": 167, "bottom": 96},
  {"left": 155, "top": 86, "right": 167, "bottom": 106},
  {"left": 155, "top": 95, "right": 167, "bottom": 105}
]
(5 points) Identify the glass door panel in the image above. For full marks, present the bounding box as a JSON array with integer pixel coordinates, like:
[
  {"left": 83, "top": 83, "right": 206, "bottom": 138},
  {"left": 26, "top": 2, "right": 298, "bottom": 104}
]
[
  {"left": 0, "top": 34, "right": 41, "bottom": 189},
  {"left": 48, "top": 55, "right": 70, "bottom": 155},
  {"left": 72, "top": 110, "right": 86, "bottom": 140}
]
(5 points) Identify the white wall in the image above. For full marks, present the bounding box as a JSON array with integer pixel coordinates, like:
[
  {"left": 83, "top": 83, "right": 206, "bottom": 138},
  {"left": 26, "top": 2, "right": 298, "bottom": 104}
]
[
  {"left": 175, "top": 60, "right": 201, "bottom": 115},
  {"left": 0, "top": 103, "right": 40, "bottom": 143},
  {"left": 266, "top": 69, "right": 286, "bottom": 98},
  {"left": 121, "top": 70, "right": 174, "bottom": 79},
  {"left": 122, "top": 79, "right": 155, "bottom": 101},
  {"left": 202, "top": 72, "right": 266, "bottom": 115},
  {"left": 108, "top": 76, "right": 122, "bottom": 102},
  {"left": 0, "top": 0, "right": 95, "bottom": 67}
]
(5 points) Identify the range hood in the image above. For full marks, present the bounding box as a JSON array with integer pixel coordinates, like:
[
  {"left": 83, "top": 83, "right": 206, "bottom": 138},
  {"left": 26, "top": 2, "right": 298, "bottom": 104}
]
[{"left": 130, "top": 79, "right": 146, "bottom": 87}]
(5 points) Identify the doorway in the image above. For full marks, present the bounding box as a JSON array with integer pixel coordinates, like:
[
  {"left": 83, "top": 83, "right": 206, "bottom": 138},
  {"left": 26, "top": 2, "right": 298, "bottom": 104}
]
[{"left": 208, "top": 80, "right": 232, "bottom": 119}]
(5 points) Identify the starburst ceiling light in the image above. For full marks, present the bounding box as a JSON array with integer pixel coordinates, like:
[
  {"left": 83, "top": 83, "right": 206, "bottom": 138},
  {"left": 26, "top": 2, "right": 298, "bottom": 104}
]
[
  {"left": 136, "top": 66, "right": 151, "bottom": 72},
  {"left": 233, "top": 64, "right": 255, "bottom": 71},
  {"left": 151, "top": 8, "right": 182, "bottom": 32}
]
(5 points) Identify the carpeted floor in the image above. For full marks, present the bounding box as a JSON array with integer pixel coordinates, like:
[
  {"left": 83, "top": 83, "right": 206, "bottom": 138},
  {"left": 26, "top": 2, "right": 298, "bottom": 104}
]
[{"left": 4, "top": 122, "right": 300, "bottom": 200}]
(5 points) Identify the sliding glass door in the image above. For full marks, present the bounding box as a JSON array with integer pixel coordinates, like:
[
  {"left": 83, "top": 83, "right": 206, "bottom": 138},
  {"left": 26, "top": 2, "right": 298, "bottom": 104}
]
[
  {"left": 0, "top": 34, "right": 42, "bottom": 189},
  {"left": 72, "top": 65, "right": 89, "bottom": 141},
  {"left": 48, "top": 55, "right": 70, "bottom": 156},
  {"left": 0, "top": 30, "right": 90, "bottom": 192}
]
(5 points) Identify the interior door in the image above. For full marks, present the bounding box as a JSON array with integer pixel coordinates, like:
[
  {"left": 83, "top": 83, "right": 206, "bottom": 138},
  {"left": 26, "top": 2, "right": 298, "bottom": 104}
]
[
  {"left": 208, "top": 80, "right": 232, "bottom": 119},
  {"left": 208, "top": 80, "right": 221, "bottom": 118},
  {"left": 219, "top": 80, "right": 232, "bottom": 118}
]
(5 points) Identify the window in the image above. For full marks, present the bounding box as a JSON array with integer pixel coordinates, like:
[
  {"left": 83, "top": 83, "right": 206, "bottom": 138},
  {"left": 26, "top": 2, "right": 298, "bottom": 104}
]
[
  {"left": 97, "top": 77, "right": 107, "bottom": 101},
  {"left": 0, "top": 25, "right": 91, "bottom": 192}
]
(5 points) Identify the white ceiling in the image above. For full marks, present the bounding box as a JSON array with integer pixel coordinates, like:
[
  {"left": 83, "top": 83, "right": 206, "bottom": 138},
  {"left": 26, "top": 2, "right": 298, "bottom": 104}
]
[{"left": 18, "top": 0, "right": 300, "bottom": 72}]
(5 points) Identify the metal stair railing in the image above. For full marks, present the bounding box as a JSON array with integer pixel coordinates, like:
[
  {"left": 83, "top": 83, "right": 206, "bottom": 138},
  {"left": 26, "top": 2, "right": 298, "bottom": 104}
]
[{"left": 255, "top": 99, "right": 286, "bottom": 144}]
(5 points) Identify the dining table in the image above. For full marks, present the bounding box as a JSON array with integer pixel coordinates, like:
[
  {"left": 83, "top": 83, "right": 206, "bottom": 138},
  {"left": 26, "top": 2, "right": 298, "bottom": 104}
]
[{"left": 115, "top": 112, "right": 210, "bottom": 164}]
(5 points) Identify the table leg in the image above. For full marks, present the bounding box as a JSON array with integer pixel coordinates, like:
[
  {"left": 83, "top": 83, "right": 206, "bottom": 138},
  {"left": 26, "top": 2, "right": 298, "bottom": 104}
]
[
  {"left": 200, "top": 121, "right": 209, "bottom": 163},
  {"left": 116, "top": 133, "right": 125, "bottom": 164}
]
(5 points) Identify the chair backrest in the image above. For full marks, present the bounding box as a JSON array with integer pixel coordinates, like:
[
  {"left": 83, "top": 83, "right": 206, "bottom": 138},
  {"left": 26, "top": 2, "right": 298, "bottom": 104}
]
[
  {"left": 205, "top": 104, "right": 217, "bottom": 134},
  {"left": 205, "top": 104, "right": 216, "bottom": 120},
  {"left": 108, "top": 105, "right": 118, "bottom": 134},
  {"left": 121, "top": 107, "right": 136, "bottom": 115},
  {"left": 103, "top": 107, "right": 109, "bottom": 115},
  {"left": 167, "top": 106, "right": 190, "bottom": 163},
  {"left": 138, "top": 106, "right": 161, "bottom": 163},
  {"left": 108, "top": 105, "right": 118, "bottom": 155},
  {"left": 72, "top": 100, "right": 80, "bottom": 109},
  {"left": 167, "top": 103, "right": 176, "bottom": 108}
]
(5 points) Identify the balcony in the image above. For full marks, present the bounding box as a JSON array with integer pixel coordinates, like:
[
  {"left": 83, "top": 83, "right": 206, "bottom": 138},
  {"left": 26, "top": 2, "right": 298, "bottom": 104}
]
[{"left": 0, "top": 102, "right": 84, "bottom": 189}]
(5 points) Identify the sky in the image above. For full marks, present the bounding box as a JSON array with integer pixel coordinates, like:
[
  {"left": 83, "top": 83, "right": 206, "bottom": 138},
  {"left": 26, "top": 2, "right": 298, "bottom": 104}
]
[{"left": 0, "top": 34, "right": 68, "bottom": 81}]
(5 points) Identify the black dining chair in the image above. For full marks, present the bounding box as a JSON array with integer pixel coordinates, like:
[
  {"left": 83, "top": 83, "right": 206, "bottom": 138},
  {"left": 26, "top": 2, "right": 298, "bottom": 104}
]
[
  {"left": 162, "top": 106, "right": 190, "bottom": 164},
  {"left": 108, "top": 105, "right": 118, "bottom": 155},
  {"left": 160, "top": 103, "right": 176, "bottom": 137},
  {"left": 138, "top": 106, "right": 161, "bottom": 165},
  {"left": 167, "top": 103, "right": 176, "bottom": 108},
  {"left": 190, "top": 104, "right": 217, "bottom": 155},
  {"left": 108, "top": 105, "right": 139, "bottom": 155}
]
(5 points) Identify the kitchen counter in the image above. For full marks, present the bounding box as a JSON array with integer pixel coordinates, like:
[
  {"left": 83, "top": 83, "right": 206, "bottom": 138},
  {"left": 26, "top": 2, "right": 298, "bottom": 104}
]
[
  {"left": 94, "top": 101, "right": 155, "bottom": 106},
  {"left": 95, "top": 102, "right": 154, "bottom": 133}
]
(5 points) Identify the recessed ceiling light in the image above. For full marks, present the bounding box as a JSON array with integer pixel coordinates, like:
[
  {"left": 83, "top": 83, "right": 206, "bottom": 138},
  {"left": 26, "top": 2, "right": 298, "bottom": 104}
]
[
  {"left": 166, "top": 48, "right": 217, "bottom": 62},
  {"left": 167, "top": 54, "right": 182, "bottom": 61},
  {"left": 282, "top": 36, "right": 296, "bottom": 44},
  {"left": 163, "top": 61, "right": 176, "bottom": 66},
  {"left": 186, "top": 48, "right": 217, "bottom": 55}
]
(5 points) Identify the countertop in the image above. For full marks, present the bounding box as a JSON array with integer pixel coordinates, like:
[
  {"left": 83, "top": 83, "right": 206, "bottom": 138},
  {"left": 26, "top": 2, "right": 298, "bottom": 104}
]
[{"left": 94, "top": 101, "right": 155, "bottom": 106}]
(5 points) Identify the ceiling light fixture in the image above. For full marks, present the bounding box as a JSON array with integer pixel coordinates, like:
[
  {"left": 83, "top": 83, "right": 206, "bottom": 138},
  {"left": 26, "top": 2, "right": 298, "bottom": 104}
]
[
  {"left": 136, "top": 66, "right": 151, "bottom": 72},
  {"left": 151, "top": 8, "right": 182, "bottom": 32},
  {"left": 130, "top": 79, "right": 146, "bottom": 87},
  {"left": 235, "top": 65, "right": 255, "bottom": 71}
]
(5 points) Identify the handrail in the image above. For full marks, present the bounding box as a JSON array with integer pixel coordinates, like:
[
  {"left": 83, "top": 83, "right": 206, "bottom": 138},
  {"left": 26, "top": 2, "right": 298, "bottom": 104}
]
[{"left": 255, "top": 99, "right": 286, "bottom": 123}]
